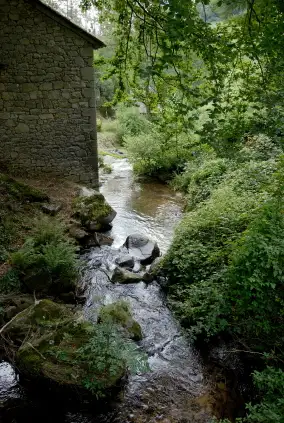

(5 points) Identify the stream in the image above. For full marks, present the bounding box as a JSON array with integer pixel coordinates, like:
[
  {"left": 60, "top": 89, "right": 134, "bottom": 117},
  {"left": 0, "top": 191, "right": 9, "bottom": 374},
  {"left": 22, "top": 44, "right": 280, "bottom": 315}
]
[{"left": 0, "top": 156, "right": 214, "bottom": 423}]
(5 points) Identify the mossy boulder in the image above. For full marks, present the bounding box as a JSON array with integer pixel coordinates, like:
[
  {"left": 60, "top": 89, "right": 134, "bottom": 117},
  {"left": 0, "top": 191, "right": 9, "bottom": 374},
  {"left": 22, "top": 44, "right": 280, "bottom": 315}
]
[
  {"left": 73, "top": 190, "right": 116, "bottom": 232},
  {"left": 98, "top": 301, "right": 143, "bottom": 341},
  {"left": 2, "top": 300, "right": 125, "bottom": 397},
  {"left": 2, "top": 299, "right": 72, "bottom": 346},
  {"left": 111, "top": 267, "right": 144, "bottom": 284},
  {"left": 143, "top": 257, "right": 164, "bottom": 283}
]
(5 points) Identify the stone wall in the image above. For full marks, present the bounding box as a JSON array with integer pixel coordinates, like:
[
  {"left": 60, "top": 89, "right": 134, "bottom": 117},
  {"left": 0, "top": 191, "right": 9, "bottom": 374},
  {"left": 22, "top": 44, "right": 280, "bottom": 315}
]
[{"left": 0, "top": 0, "right": 99, "bottom": 185}]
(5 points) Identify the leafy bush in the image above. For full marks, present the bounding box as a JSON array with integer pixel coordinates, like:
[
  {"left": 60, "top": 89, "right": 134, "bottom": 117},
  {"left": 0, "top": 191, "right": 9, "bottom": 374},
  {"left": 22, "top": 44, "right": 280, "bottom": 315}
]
[
  {"left": 172, "top": 156, "right": 231, "bottom": 209},
  {"left": 102, "top": 119, "right": 118, "bottom": 134},
  {"left": 0, "top": 268, "right": 21, "bottom": 294},
  {"left": 244, "top": 367, "right": 284, "bottom": 423},
  {"left": 216, "top": 368, "right": 284, "bottom": 423},
  {"left": 165, "top": 184, "right": 262, "bottom": 286},
  {"left": 125, "top": 129, "right": 194, "bottom": 178},
  {"left": 10, "top": 218, "right": 78, "bottom": 295},
  {"left": 165, "top": 152, "right": 284, "bottom": 423},
  {"left": 239, "top": 134, "right": 283, "bottom": 162},
  {"left": 116, "top": 106, "right": 150, "bottom": 144},
  {"left": 164, "top": 153, "right": 279, "bottom": 338},
  {"left": 77, "top": 323, "right": 149, "bottom": 396},
  {"left": 227, "top": 196, "right": 284, "bottom": 351},
  {"left": 164, "top": 184, "right": 261, "bottom": 337}
]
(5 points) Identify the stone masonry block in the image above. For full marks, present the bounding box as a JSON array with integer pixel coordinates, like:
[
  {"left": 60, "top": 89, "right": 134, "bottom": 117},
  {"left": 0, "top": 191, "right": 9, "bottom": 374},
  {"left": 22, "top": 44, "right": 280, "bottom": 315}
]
[{"left": 81, "top": 67, "right": 94, "bottom": 81}]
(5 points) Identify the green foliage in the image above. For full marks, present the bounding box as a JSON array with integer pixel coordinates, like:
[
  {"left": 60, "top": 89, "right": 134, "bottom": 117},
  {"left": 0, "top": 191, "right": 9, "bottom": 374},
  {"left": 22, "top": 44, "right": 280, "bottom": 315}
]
[
  {"left": 227, "top": 196, "right": 284, "bottom": 351},
  {"left": 173, "top": 156, "right": 231, "bottom": 208},
  {"left": 0, "top": 218, "right": 14, "bottom": 263},
  {"left": 164, "top": 184, "right": 259, "bottom": 336},
  {"left": 126, "top": 128, "right": 195, "bottom": 178},
  {"left": 239, "top": 134, "right": 283, "bottom": 162},
  {"left": 77, "top": 323, "right": 149, "bottom": 396},
  {"left": 116, "top": 106, "right": 150, "bottom": 145},
  {"left": 98, "top": 301, "right": 143, "bottom": 341},
  {"left": 0, "top": 174, "right": 48, "bottom": 203},
  {"left": 216, "top": 368, "right": 284, "bottom": 423},
  {"left": 102, "top": 119, "right": 118, "bottom": 134},
  {"left": 244, "top": 367, "right": 284, "bottom": 423},
  {"left": 97, "top": 118, "right": 102, "bottom": 132},
  {"left": 0, "top": 268, "right": 21, "bottom": 294},
  {"left": 164, "top": 148, "right": 279, "bottom": 338},
  {"left": 10, "top": 218, "right": 78, "bottom": 294}
]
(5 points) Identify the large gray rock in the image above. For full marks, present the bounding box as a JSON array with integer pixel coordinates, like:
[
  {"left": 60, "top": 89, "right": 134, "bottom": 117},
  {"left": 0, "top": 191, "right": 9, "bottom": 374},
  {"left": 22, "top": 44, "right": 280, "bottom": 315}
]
[
  {"left": 115, "top": 254, "right": 135, "bottom": 269},
  {"left": 42, "top": 203, "right": 62, "bottom": 216},
  {"left": 69, "top": 225, "right": 89, "bottom": 242},
  {"left": 124, "top": 234, "right": 160, "bottom": 265}
]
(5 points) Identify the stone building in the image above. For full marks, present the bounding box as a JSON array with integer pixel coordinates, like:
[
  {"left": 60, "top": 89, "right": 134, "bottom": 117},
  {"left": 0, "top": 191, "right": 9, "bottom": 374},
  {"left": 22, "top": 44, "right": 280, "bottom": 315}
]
[{"left": 0, "top": 0, "right": 104, "bottom": 185}]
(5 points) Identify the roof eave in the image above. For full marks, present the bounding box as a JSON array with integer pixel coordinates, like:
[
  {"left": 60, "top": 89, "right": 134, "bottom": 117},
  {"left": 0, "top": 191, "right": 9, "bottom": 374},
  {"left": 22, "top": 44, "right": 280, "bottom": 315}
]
[{"left": 31, "top": 0, "right": 105, "bottom": 49}]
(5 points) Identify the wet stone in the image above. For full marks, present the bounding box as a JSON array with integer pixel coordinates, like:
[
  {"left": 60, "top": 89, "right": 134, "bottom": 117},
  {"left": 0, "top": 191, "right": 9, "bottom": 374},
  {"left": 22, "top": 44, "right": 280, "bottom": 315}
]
[
  {"left": 86, "top": 233, "right": 114, "bottom": 247},
  {"left": 115, "top": 254, "right": 135, "bottom": 269},
  {"left": 124, "top": 234, "right": 160, "bottom": 265},
  {"left": 69, "top": 225, "right": 88, "bottom": 241},
  {"left": 42, "top": 202, "right": 62, "bottom": 216}
]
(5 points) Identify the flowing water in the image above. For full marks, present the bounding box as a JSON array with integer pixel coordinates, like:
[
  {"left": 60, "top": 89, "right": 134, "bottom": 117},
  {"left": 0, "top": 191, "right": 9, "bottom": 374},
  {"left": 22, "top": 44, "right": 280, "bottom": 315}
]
[{"left": 0, "top": 156, "right": 213, "bottom": 423}]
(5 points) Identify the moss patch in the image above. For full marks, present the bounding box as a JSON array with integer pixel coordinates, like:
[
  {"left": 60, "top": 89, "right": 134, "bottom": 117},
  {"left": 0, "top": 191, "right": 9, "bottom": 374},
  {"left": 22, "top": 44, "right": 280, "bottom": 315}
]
[
  {"left": 0, "top": 174, "right": 49, "bottom": 203},
  {"left": 73, "top": 192, "right": 114, "bottom": 226},
  {"left": 98, "top": 301, "right": 143, "bottom": 341},
  {"left": 3, "top": 299, "right": 125, "bottom": 397},
  {"left": 3, "top": 299, "right": 73, "bottom": 344}
]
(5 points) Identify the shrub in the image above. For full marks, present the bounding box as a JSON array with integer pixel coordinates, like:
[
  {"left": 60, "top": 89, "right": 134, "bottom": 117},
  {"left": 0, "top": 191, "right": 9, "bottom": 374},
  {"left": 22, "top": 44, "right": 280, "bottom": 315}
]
[
  {"left": 10, "top": 218, "right": 79, "bottom": 295},
  {"left": 164, "top": 184, "right": 261, "bottom": 337},
  {"left": 125, "top": 129, "right": 194, "bottom": 178},
  {"left": 239, "top": 133, "right": 283, "bottom": 162},
  {"left": 102, "top": 119, "right": 118, "bottom": 133},
  {"left": 163, "top": 154, "right": 279, "bottom": 338},
  {"left": 116, "top": 106, "right": 150, "bottom": 144},
  {"left": 165, "top": 185, "right": 262, "bottom": 286},
  {"left": 227, "top": 196, "right": 284, "bottom": 351},
  {"left": 173, "top": 157, "right": 231, "bottom": 208},
  {"left": 0, "top": 268, "right": 21, "bottom": 294},
  {"left": 77, "top": 323, "right": 149, "bottom": 396},
  {"left": 244, "top": 367, "right": 284, "bottom": 423}
]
